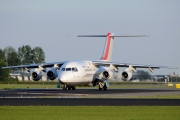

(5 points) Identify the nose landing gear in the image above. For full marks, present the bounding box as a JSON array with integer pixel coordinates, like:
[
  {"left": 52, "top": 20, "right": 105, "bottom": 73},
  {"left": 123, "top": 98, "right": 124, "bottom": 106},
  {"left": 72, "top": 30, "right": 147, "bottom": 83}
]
[{"left": 62, "top": 84, "right": 76, "bottom": 90}]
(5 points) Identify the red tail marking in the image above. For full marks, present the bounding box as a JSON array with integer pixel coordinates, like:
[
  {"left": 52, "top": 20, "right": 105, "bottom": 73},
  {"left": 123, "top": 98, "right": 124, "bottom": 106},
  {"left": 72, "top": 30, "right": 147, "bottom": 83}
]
[{"left": 102, "top": 33, "right": 112, "bottom": 60}]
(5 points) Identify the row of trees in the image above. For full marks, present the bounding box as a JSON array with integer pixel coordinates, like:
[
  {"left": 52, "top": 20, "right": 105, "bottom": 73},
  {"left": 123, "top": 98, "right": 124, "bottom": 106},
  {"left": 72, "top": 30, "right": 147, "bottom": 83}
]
[
  {"left": 135, "top": 70, "right": 151, "bottom": 80},
  {"left": 1, "top": 45, "right": 45, "bottom": 66},
  {"left": 0, "top": 45, "right": 45, "bottom": 81}
]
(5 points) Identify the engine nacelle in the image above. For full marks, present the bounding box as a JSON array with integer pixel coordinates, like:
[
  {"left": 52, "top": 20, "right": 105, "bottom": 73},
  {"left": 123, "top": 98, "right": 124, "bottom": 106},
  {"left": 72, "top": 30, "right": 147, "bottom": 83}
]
[
  {"left": 47, "top": 68, "right": 58, "bottom": 80},
  {"left": 121, "top": 71, "right": 132, "bottom": 81},
  {"left": 31, "top": 69, "right": 42, "bottom": 81},
  {"left": 102, "top": 71, "right": 113, "bottom": 80}
]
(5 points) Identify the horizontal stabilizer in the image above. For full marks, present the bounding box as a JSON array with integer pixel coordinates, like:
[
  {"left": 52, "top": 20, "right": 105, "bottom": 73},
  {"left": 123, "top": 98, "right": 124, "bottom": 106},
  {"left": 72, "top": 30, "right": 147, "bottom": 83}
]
[
  {"left": 78, "top": 35, "right": 107, "bottom": 37},
  {"left": 78, "top": 35, "right": 149, "bottom": 37}
]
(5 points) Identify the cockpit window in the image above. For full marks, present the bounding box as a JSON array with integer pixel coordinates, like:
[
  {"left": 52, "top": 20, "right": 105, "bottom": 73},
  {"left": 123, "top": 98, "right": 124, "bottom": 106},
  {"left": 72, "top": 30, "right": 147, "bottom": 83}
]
[
  {"left": 62, "top": 67, "right": 78, "bottom": 72},
  {"left": 72, "top": 67, "right": 78, "bottom": 72},
  {"left": 66, "top": 68, "right": 71, "bottom": 71}
]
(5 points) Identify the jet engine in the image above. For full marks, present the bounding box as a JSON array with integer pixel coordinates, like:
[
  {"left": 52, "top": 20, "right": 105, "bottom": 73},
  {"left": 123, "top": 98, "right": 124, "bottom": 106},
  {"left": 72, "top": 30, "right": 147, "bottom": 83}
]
[
  {"left": 47, "top": 68, "right": 58, "bottom": 80},
  {"left": 102, "top": 71, "right": 113, "bottom": 80},
  {"left": 31, "top": 68, "right": 42, "bottom": 81},
  {"left": 121, "top": 71, "right": 132, "bottom": 81}
]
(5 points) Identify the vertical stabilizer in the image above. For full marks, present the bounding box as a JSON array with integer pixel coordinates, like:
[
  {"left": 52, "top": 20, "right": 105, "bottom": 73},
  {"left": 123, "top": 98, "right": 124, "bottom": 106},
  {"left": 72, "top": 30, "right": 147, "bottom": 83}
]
[{"left": 101, "top": 33, "right": 114, "bottom": 61}]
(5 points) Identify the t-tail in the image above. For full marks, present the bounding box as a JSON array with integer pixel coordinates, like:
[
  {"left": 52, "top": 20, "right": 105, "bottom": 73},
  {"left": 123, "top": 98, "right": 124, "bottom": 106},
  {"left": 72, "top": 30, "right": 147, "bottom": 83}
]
[{"left": 78, "top": 33, "right": 148, "bottom": 62}]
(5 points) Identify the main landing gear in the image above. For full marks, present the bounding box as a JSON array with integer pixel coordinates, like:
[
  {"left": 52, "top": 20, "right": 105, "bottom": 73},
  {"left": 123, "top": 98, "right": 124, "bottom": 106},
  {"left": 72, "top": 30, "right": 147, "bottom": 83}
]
[
  {"left": 92, "top": 79, "right": 107, "bottom": 91},
  {"left": 62, "top": 84, "right": 76, "bottom": 90},
  {"left": 98, "top": 82, "right": 107, "bottom": 91}
]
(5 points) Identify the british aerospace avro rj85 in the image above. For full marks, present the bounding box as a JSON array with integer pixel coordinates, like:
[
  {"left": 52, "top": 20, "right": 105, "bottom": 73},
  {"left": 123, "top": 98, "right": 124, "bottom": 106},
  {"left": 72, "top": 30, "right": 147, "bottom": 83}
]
[{"left": 2, "top": 32, "right": 173, "bottom": 90}]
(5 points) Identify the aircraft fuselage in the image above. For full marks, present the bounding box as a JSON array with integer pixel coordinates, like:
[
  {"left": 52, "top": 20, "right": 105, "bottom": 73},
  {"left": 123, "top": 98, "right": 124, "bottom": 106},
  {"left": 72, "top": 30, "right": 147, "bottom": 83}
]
[{"left": 58, "top": 60, "right": 115, "bottom": 86}]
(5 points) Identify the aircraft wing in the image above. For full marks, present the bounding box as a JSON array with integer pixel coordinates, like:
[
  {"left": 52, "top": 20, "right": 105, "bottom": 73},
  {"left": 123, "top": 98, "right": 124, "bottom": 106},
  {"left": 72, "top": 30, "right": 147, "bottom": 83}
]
[
  {"left": 2, "top": 61, "right": 67, "bottom": 69},
  {"left": 92, "top": 61, "right": 176, "bottom": 69}
]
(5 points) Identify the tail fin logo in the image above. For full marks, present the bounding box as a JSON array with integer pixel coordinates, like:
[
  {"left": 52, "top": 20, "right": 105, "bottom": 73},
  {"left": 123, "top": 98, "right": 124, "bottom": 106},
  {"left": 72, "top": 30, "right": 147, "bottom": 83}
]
[{"left": 101, "top": 32, "right": 114, "bottom": 61}]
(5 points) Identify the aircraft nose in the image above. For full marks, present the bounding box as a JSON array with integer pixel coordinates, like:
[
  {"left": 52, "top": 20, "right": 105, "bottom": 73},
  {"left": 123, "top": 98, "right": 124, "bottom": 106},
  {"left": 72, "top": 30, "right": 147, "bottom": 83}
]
[
  {"left": 58, "top": 72, "right": 68, "bottom": 83},
  {"left": 58, "top": 74, "right": 65, "bottom": 82},
  {"left": 58, "top": 71, "right": 74, "bottom": 83}
]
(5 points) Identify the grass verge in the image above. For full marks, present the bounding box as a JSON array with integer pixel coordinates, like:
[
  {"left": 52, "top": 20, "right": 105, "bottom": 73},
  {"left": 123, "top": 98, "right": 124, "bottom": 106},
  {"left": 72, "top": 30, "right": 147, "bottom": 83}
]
[
  {"left": 0, "top": 83, "right": 177, "bottom": 89},
  {"left": 0, "top": 106, "right": 180, "bottom": 120},
  {"left": 0, "top": 84, "right": 57, "bottom": 89}
]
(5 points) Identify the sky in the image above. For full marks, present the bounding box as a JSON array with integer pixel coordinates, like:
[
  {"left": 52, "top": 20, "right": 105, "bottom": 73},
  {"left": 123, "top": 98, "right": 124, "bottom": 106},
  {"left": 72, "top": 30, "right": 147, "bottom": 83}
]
[{"left": 0, "top": 0, "right": 180, "bottom": 75}]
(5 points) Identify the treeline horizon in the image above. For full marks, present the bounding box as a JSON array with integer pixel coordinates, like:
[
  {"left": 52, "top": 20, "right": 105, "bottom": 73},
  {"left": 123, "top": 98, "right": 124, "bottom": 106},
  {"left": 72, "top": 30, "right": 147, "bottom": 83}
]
[
  {"left": 0, "top": 45, "right": 45, "bottom": 81},
  {"left": 1, "top": 45, "right": 45, "bottom": 66}
]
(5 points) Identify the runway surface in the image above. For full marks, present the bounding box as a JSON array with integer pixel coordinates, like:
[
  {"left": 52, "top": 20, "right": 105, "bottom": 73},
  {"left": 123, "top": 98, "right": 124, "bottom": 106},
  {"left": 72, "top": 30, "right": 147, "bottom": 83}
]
[
  {"left": 0, "top": 88, "right": 180, "bottom": 106},
  {"left": 1, "top": 98, "right": 180, "bottom": 106},
  {"left": 0, "top": 88, "right": 180, "bottom": 98}
]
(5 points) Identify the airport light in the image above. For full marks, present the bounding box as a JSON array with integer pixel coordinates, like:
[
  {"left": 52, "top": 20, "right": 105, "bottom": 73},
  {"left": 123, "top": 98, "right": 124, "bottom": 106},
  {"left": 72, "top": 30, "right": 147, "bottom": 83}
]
[
  {"left": 178, "top": 67, "right": 180, "bottom": 82},
  {"left": 173, "top": 67, "right": 180, "bottom": 82},
  {"left": 173, "top": 72, "right": 178, "bottom": 82}
]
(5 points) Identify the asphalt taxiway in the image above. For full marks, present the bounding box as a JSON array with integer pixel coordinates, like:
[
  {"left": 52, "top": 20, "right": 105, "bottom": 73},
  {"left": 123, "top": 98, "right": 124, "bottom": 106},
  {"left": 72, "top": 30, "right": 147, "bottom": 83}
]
[
  {"left": 0, "top": 88, "right": 180, "bottom": 98},
  {"left": 0, "top": 88, "right": 180, "bottom": 106},
  {"left": 1, "top": 98, "right": 180, "bottom": 106}
]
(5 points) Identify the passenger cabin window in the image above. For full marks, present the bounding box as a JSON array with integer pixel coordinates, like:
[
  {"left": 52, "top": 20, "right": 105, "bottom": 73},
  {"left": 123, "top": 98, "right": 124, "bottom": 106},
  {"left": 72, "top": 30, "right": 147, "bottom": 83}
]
[
  {"left": 72, "top": 67, "right": 78, "bottom": 72},
  {"left": 66, "top": 68, "right": 71, "bottom": 71},
  {"left": 61, "top": 68, "right": 65, "bottom": 71}
]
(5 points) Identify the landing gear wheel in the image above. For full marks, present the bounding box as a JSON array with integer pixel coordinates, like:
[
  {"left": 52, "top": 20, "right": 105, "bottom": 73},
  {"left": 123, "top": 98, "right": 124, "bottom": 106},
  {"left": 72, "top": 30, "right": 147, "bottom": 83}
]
[
  {"left": 63, "top": 85, "right": 76, "bottom": 91},
  {"left": 63, "top": 84, "right": 67, "bottom": 90},
  {"left": 67, "top": 86, "right": 71, "bottom": 90},
  {"left": 103, "top": 85, "right": 107, "bottom": 91},
  {"left": 98, "top": 84, "right": 103, "bottom": 91},
  {"left": 72, "top": 86, "right": 76, "bottom": 90},
  {"left": 63, "top": 85, "right": 66, "bottom": 90},
  {"left": 98, "top": 83, "right": 107, "bottom": 91}
]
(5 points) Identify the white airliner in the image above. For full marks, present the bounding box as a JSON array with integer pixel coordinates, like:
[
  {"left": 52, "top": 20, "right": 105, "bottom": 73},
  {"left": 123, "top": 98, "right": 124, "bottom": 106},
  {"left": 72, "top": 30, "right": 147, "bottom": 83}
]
[{"left": 2, "top": 32, "right": 174, "bottom": 90}]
